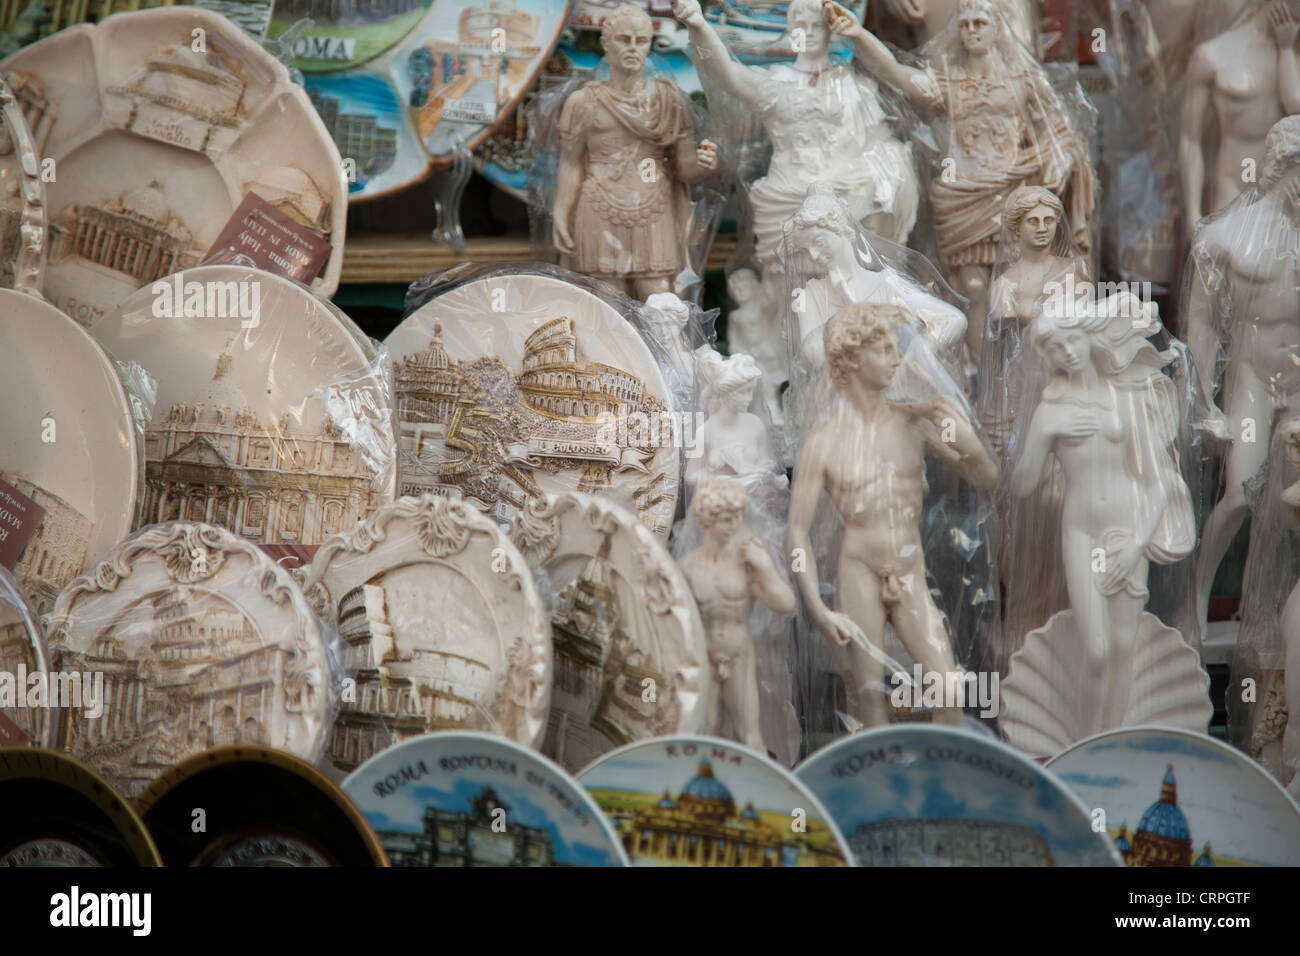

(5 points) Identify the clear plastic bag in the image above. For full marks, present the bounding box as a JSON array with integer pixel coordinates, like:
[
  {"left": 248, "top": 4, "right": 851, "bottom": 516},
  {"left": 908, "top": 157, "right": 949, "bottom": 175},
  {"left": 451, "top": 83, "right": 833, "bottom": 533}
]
[{"left": 0, "top": 565, "right": 51, "bottom": 747}]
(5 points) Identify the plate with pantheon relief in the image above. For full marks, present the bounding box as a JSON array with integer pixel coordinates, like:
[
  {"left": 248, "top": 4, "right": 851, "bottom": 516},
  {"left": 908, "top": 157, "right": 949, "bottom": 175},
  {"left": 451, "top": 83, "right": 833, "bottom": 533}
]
[
  {"left": 44, "top": 522, "right": 338, "bottom": 799},
  {"left": 0, "top": 288, "right": 140, "bottom": 618},
  {"left": 91, "top": 265, "right": 398, "bottom": 557},
  {"left": 0, "top": 6, "right": 347, "bottom": 326},
  {"left": 299, "top": 493, "right": 553, "bottom": 778}
]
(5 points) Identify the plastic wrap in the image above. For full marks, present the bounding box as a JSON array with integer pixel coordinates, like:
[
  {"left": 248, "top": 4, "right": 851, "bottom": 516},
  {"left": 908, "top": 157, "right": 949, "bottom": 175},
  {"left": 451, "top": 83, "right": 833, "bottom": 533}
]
[
  {"left": 785, "top": 300, "right": 999, "bottom": 752},
  {"left": 394, "top": 263, "right": 697, "bottom": 538},
  {"left": 1228, "top": 419, "right": 1300, "bottom": 797},
  {"left": 298, "top": 493, "right": 553, "bottom": 778},
  {"left": 995, "top": 289, "right": 1211, "bottom": 757},
  {"left": 43, "top": 520, "right": 345, "bottom": 800},
  {"left": 90, "top": 265, "right": 399, "bottom": 568},
  {"left": 525, "top": 6, "right": 724, "bottom": 300},
  {"left": 0, "top": 564, "right": 50, "bottom": 747}
]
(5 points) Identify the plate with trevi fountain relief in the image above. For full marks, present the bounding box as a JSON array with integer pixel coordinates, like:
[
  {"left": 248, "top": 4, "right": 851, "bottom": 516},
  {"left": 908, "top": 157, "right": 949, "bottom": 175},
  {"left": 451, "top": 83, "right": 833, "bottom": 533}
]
[
  {"left": 44, "top": 522, "right": 338, "bottom": 799},
  {"left": 0, "top": 6, "right": 347, "bottom": 327},
  {"left": 386, "top": 269, "right": 681, "bottom": 538},
  {"left": 509, "top": 492, "right": 707, "bottom": 773},
  {"left": 299, "top": 493, "right": 552, "bottom": 778},
  {"left": 0, "top": 76, "right": 45, "bottom": 291},
  {"left": 0, "top": 288, "right": 140, "bottom": 618},
  {"left": 92, "top": 265, "right": 398, "bottom": 557}
]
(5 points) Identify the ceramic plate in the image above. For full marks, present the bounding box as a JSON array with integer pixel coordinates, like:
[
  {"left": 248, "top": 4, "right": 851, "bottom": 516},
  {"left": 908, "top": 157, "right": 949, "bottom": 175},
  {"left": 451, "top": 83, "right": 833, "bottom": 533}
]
[
  {"left": 510, "top": 492, "right": 707, "bottom": 772},
  {"left": 576, "top": 734, "right": 851, "bottom": 866},
  {"left": 343, "top": 730, "right": 629, "bottom": 865},
  {"left": 293, "top": 0, "right": 572, "bottom": 200},
  {"left": 1047, "top": 726, "right": 1300, "bottom": 867},
  {"left": 45, "top": 522, "right": 337, "bottom": 799},
  {"left": 0, "top": 566, "right": 49, "bottom": 747},
  {"left": 301, "top": 493, "right": 552, "bottom": 773},
  {"left": 386, "top": 270, "right": 680, "bottom": 537},
  {"left": 1, "top": 7, "right": 347, "bottom": 324},
  {"left": 796, "top": 725, "right": 1123, "bottom": 866},
  {"left": 0, "top": 288, "right": 139, "bottom": 616},
  {"left": 92, "top": 265, "right": 397, "bottom": 553},
  {"left": 136, "top": 745, "right": 388, "bottom": 866},
  {"left": 0, "top": 76, "right": 44, "bottom": 291}
]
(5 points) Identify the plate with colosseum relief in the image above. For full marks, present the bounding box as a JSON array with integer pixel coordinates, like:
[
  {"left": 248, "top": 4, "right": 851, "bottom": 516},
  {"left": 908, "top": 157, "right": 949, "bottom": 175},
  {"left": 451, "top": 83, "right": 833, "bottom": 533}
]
[
  {"left": 91, "top": 265, "right": 397, "bottom": 557},
  {"left": 386, "top": 269, "right": 680, "bottom": 538},
  {"left": 1047, "top": 727, "right": 1300, "bottom": 867},
  {"left": 0, "top": 566, "right": 52, "bottom": 748},
  {"left": 43, "top": 522, "right": 338, "bottom": 799},
  {"left": 0, "top": 6, "right": 348, "bottom": 326},
  {"left": 342, "top": 731, "right": 628, "bottom": 865},
  {"left": 0, "top": 288, "right": 140, "bottom": 618},
  {"left": 795, "top": 725, "right": 1123, "bottom": 866},
  {"left": 575, "top": 735, "right": 851, "bottom": 867},
  {"left": 299, "top": 493, "right": 552, "bottom": 774},
  {"left": 509, "top": 492, "right": 707, "bottom": 772},
  {"left": 0, "top": 76, "right": 45, "bottom": 292}
]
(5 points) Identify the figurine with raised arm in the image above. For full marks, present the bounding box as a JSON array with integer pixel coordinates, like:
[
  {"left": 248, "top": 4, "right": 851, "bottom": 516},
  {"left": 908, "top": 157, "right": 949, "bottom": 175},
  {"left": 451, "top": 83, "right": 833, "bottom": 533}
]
[
  {"left": 788, "top": 302, "right": 999, "bottom": 728},
  {"left": 687, "top": 349, "right": 780, "bottom": 488},
  {"left": 671, "top": 0, "right": 919, "bottom": 359},
  {"left": 552, "top": 5, "right": 718, "bottom": 299},
  {"left": 1180, "top": 0, "right": 1300, "bottom": 226},
  {"left": 1190, "top": 115, "right": 1300, "bottom": 640},
  {"left": 826, "top": 0, "right": 1097, "bottom": 359},
  {"left": 999, "top": 293, "right": 1210, "bottom": 753},
  {"left": 679, "top": 480, "right": 796, "bottom": 750}
]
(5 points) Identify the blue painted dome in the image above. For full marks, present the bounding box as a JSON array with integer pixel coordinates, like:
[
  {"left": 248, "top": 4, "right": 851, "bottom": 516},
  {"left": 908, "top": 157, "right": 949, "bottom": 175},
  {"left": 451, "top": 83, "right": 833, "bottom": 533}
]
[
  {"left": 1137, "top": 765, "right": 1190, "bottom": 841},
  {"left": 681, "top": 759, "right": 732, "bottom": 801},
  {"left": 741, "top": 802, "right": 760, "bottom": 821},
  {"left": 657, "top": 788, "right": 677, "bottom": 809},
  {"left": 1195, "top": 844, "right": 1214, "bottom": 867}
]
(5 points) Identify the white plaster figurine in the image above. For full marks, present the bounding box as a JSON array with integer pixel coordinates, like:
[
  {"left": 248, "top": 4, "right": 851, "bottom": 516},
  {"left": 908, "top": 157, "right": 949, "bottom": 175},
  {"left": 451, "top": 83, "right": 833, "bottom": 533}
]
[
  {"left": 877, "top": 0, "right": 1036, "bottom": 52},
  {"left": 687, "top": 349, "right": 780, "bottom": 487},
  {"left": 1276, "top": 417, "right": 1300, "bottom": 796},
  {"left": 1190, "top": 115, "right": 1300, "bottom": 639},
  {"left": 672, "top": 0, "right": 920, "bottom": 368},
  {"left": 679, "top": 480, "right": 796, "bottom": 751},
  {"left": 828, "top": 0, "right": 1097, "bottom": 358},
  {"left": 552, "top": 5, "right": 718, "bottom": 299},
  {"left": 788, "top": 302, "right": 999, "bottom": 728},
  {"left": 725, "top": 267, "right": 784, "bottom": 426}
]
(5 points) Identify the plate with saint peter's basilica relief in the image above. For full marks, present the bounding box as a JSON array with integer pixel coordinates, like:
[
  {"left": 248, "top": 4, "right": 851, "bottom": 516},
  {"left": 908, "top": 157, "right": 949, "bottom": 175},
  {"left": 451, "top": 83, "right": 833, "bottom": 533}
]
[
  {"left": 44, "top": 522, "right": 338, "bottom": 799},
  {"left": 1, "top": 6, "right": 347, "bottom": 326},
  {"left": 92, "top": 265, "right": 398, "bottom": 556}
]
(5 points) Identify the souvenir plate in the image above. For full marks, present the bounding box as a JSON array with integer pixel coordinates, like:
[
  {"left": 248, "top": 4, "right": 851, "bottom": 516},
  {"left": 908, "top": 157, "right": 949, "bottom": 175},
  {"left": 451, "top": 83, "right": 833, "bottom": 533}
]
[
  {"left": 0, "top": 288, "right": 139, "bottom": 616},
  {"left": 387, "top": 271, "right": 680, "bottom": 537},
  {"left": 0, "top": 567, "right": 50, "bottom": 747},
  {"left": 45, "top": 522, "right": 337, "bottom": 799},
  {"left": 1047, "top": 726, "right": 1300, "bottom": 867},
  {"left": 293, "top": 0, "right": 572, "bottom": 200},
  {"left": 576, "top": 734, "right": 851, "bottom": 866},
  {"left": 301, "top": 493, "right": 552, "bottom": 772},
  {"left": 796, "top": 725, "right": 1123, "bottom": 866},
  {"left": 0, "top": 76, "right": 43, "bottom": 291},
  {"left": 343, "top": 730, "right": 628, "bottom": 865},
  {"left": 92, "top": 265, "right": 397, "bottom": 553},
  {"left": 510, "top": 492, "right": 707, "bottom": 772},
  {"left": 136, "top": 745, "right": 388, "bottom": 866},
  {"left": 1, "top": 7, "right": 348, "bottom": 325},
  {"left": 0, "top": 747, "right": 161, "bottom": 866}
]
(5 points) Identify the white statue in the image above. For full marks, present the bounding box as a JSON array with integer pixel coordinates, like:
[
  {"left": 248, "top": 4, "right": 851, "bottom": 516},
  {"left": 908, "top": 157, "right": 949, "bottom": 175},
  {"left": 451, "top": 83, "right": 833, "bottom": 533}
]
[
  {"left": 788, "top": 302, "right": 999, "bottom": 728},
  {"left": 687, "top": 349, "right": 779, "bottom": 487},
  {"left": 725, "top": 267, "right": 784, "bottom": 426},
  {"left": 678, "top": 480, "right": 796, "bottom": 751},
  {"left": 642, "top": 291, "right": 697, "bottom": 390},
  {"left": 1277, "top": 418, "right": 1300, "bottom": 796}
]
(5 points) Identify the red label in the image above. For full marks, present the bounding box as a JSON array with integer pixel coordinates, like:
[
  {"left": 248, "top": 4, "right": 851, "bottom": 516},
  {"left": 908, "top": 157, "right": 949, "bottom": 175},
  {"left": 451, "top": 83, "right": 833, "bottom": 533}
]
[
  {"left": 202, "top": 192, "right": 332, "bottom": 284},
  {"left": 0, "top": 477, "right": 44, "bottom": 571},
  {"left": 0, "top": 710, "right": 31, "bottom": 747}
]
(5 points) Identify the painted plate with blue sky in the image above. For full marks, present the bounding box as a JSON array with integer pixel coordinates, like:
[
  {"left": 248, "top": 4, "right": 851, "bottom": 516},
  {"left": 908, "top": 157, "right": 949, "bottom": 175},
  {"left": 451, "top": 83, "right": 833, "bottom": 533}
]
[
  {"left": 576, "top": 735, "right": 851, "bottom": 866},
  {"left": 342, "top": 731, "right": 629, "bottom": 866},
  {"left": 1046, "top": 726, "right": 1300, "bottom": 867},
  {"left": 796, "top": 725, "right": 1123, "bottom": 866}
]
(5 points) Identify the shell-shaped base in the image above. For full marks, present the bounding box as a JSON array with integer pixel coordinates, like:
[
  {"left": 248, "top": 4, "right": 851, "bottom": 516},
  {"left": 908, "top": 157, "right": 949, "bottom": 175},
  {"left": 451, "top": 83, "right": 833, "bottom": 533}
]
[{"left": 1001, "top": 610, "right": 1212, "bottom": 757}]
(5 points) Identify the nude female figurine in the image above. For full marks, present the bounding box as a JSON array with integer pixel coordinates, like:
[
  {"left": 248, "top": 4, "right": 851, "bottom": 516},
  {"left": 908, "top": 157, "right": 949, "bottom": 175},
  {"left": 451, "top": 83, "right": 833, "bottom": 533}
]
[
  {"left": 788, "top": 302, "right": 999, "bottom": 728},
  {"left": 1008, "top": 294, "right": 1197, "bottom": 736},
  {"left": 687, "top": 349, "right": 779, "bottom": 487},
  {"left": 826, "top": 0, "right": 1098, "bottom": 359},
  {"left": 552, "top": 5, "right": 718, "bottom": 299},
  {"left": 1190, "top": 115, "right": 1300, "bottom": 640},
  {"left": 671, "top": 0, "right": 920, "bottom": 361},
  {"left": 725, "top": 267, "right": 783, "bottom": 425},
  {"left": 679, "top": 480, "right": 796, "bottom": 750},
  {"left": 1180, "top": 0, "right": 1300, "bottom": 226}
]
